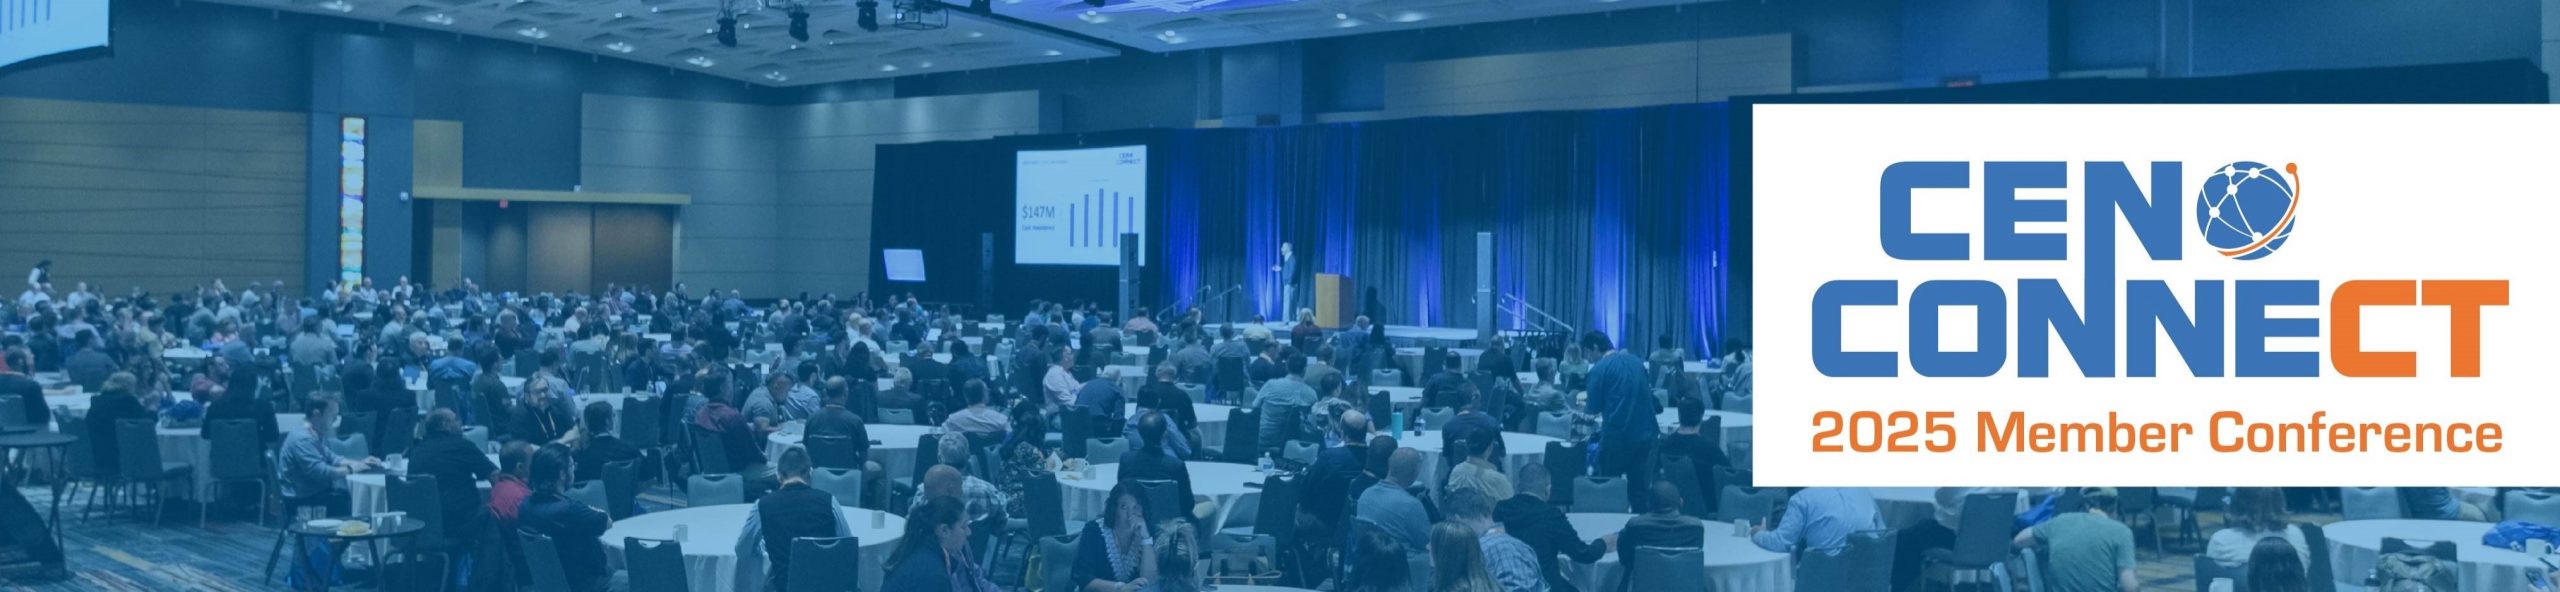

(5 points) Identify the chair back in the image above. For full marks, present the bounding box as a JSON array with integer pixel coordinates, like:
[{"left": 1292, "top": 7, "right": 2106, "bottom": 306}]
[
  {"left": 911, "top": 433, "right": 941, "bottom": 485},
  {"left": 691, "top": 425, "right": 734, "bottom": 474},
  {"left": 1025, "top": 472, "right": 1068, "bottom": 538},
  {"left": 2342, "top": 487, "right": 2403, "bottom": 520},
  {"left": 462, "top": 425, "right": 490, "bottom": 451},
  {"left": 566, "top": 479, "right": 607, "bottom": 510},
  {"left": 689, "top": 473, "right": 745, "bottom": 505},
  {"left": 329, "top": 432, "right": 370, "bottom": 460},
  {"left": 1543, "top": 441, "right": 1584, "bottom": 507},
  {"left": 61, "top": 415, "right": 97, "bottom": 479},
  {"left": 1715, "top": 485, "right": 1787, "bottom": 523},
  {"left": 602, "top": 459, "right": 640, "bottom": 519},
  {"left": 1282, "top": 440, "right": 1320, "bottom": 469},
  {"left": 339, "top": 411, "right": 376, "bottom": 440},
  {"left": 624, "top": 538, "right": 690, "bottom": 592},
  {"left": 812, "top": 467, "right": 864, "bottom": 507},
  {"left": 378, "top": 407, "right": 418, "bottom": 456},
  {"left": 1133, "top": 478, "right": 1185, "bottom": 525},
  {"left": 207, "top": 418, "right": 267, "bottom": 481},
  {"left": 2193, "top": 553, "right": 2251, "bottom": 592},
  {"left": 2299, "top": 522, "right": 2338, "bottom": 592},
  {"left": 804, "top": 435, "right": 860, "bottom": 470},
  {"left": 1039, "top": 533, "right": 1082, "bottom": 592},
  {"left": 621, "top": 395, "right": 663, "bottom": 449},
  {"left": 1800, "top": 530, "right": 1896, "bottom": 592},
  {"left": 1416, "top": 407, "right": 1454, "bottom": 431},
  {"left": 2503, "top": 490, "right": 2560, "bottom": 526},
  {"left": 1086, "top": 437, "right": 1129, "bottom": 463},
  {"left": 788, "top": 536, "right": 862, "bottom": 592},
  {"left": 1626, "top": 546, "right": 1707, "bottom": 592},
  {"left": 1208, "top": 531, "right": 1277, "bottom": 568},
  {"left": 1569, "top": 476, "right": 1629, "bottom": 514},
  {"left": 1221, "top": 407, "right": 1260, "bottom": 463},
  {"left": 114, "top": 419, "right": 164, "bottom": 481},
  {"left": 519, "top": 530, "right": 574, "bottom": 592},
  {"left": 0, "top": 395, "right": 28, "bottom": 432},
  {"left": 1060, "top": 406, "right": 1092, "bottom": 458},
  {"left": 1533, "top": 411, "right": 1572, "bottom": 440},
  {"left": 1215, "top": 356, "right": 1248, "bottom": 398},
  {"left": 1368, "top": 368, "right": 1402, "bottom": 388},
  {"left": 878, "top": 408, "right": 916, "bottom": 426},
  {"left": 387, "top": 474, "right": 451, "bottom": 548},
  {"left": 1660, "top": 461, "right": 1711, "bottom": 519},
  {"left": 1251, "top": 472, "right": 1301, "bottom": 545},
  {"left": 1364, "top": 390, "right": 1391, "bottom": 430},
  {"left": 1950, "top": 491, "right": 2021, "bottom": 568}
]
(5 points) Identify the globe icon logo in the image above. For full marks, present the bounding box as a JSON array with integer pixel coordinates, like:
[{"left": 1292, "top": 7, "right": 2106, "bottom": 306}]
[{"left": 2193, "top": 161, "right": 2301, "bottom": 260}]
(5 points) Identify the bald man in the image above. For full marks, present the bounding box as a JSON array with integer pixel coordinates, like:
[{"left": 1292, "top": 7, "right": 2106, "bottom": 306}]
[{"left": 1354, "top": 447, "right": 1433, "bottom": 556}]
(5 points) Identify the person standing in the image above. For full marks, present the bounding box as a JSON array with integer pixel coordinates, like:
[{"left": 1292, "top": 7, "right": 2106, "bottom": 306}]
[{"left": 1581, "top": 331, "right": 1655, "bottom": 510}]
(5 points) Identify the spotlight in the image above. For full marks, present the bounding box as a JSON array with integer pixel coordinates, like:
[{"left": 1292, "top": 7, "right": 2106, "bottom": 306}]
[
  {"left": 788, "top": 7, "right": 810, "bottom": 42},
  {"left": 857, "top": 0, "right": 879, "bottom": 32},
  {"left": 716, "top": 15, "right": 738, "bottom": 47}
]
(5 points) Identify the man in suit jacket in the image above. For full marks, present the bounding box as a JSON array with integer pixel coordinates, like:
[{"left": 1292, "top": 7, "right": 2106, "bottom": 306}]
[
  {"left": 1497, "top": 464, "right": 1613, "bottom": 592},
  {"left": 1114, "top": 411, "right": 1195, "bottom": 518},
  {"left": 1617, "top": 482, "right": 1707, "bottom": 581}
]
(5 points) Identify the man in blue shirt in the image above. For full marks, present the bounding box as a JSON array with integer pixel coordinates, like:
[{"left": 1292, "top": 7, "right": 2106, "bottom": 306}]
[
  {"left": 1354, "top": 447, "right": 1432, "bottom": 562},
  {"left": 1254, "top": 354, "right": 1318, "bottom": 455},
  {"left": 1749, "top": 487, "right": 1885, "bottom": 557},
  {"left": 1582, "top": 331, "right": 1657, "bottom": 511}
]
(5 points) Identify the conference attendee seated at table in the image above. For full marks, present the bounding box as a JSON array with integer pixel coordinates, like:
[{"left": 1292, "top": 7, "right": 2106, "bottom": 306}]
[
  {"left": 1445, "top": 429, "right": 1515, "bottom": 505},
  {"left": 63, "top": 329, "right": 118, "bottom": 392},
  {"left": 407, "top": 409, "right": 497, "bottom": 558},
  {"left": 1254, "top": 353, "right": 1317, "bottom": 453},
  {"left": 472, "top": 345, "right": 514, "bottom": 435},
  {"left": 1304, "top": 374, "right": 1355, "bottom": 446},
  {"left": 880, "top": 496, "right": 1003, "bottom": 592},
  {"left": 1430, "top": 520, "right": 1505, "bottom": 592},
  {"left": 1043, "top": 348, "right": 1081, "bottom": 413},
  {"left": 566, "top": 401, "right": 642, "bottom": 482},
  {"left": 1358, "top": 448, "right": 1436, "bottom": 559},
  {"left": 1444, "top": 488, "right": 1547, "bottom": 592},
  {"left": 511, "top": 375, "right": 576, "bottom": 444},
  {"left": 808, "top": 378, "right": 875, "bottom": 461},
  {"left": 1304, "top": 411, "right": 1373, "bottom": 531},
  {"left": 531, "top": 350, "right": 578, "bottom": 399},
  {"left": 735, "top": 447, "right": 856, "bottom": 592},
  {"left": 2246, "top": 536, "right": 2313, "bottom": 592},
  {"left": 84, "top": 372, "right": 154, "bottom": 476},
  {"left": 518, "top": 444, "right": 621, "bottom": 592},
  {"left": 1168, "top": 338, "right": 1213, "bottom": 385},
  {"left": 489, "top": 441, "right": 538, "bottom": 587},
  {"left": 359, "top": 357, "right": 412, "bottom": 422},
  {"left": 2013, "top": 487, "right": 2138, "bottom": 592},
  {"left": 942, "top": 378, "right": 1008, "bottom": 438},
  {"left": 189, "top": 355, "right": 232, "bottom": 403},
  {"left": 2399, "top": 486, "right": 2487, "bottom": 522},
  {"left": 910, "top": 459, "right": 1006, "bottom": 524},
  {"left": 0, "top": 349, "right": 44, "bottom": 429},
  {"left": 907, "top": 339, "right": 953, "bottom": 386},
  {"left": 1423, "top": 354, "right": 1469, "bottom": 410},
  {"left": 1304, "top": 345, "right": 1343, "bottom": 390},
  {"left": 280, "top": 394, "right": 382, "bottom": 515},
  {"left": 2209, "top": 487, "right": 2309, "bottom": 569},
  {"left": 1117, "top": 411, "right": 1196, "bottom": 517},
  {"left": 692, "top": 379, "right": 778, "bottom": 497},
  {"left": 1617, "top": 482, "right": 1706, "bottom": 554},
  {"left": 1656, "top": 398, "right": 1730, "bottom": 504},
  {"left": 1248, "top": 340, "right": 1285, "bottom": 386},
  {"left": 1749, "top": 486, "right": 1882, "bottom": 556},
  {"left": 1076, "top": 366, "right": 1128, "bottom": 428},
  {"left": 881, "top": 367, "right": 923, "bottom": 422},
  {"left": 743, "top": 372, "right": 819, "bottom": 435},
  {"left": 1497, "top": 464, "right": 1611, "bottom": 592},
  {"left": 1439, "top": 385, "right": 1504, "bottom": 468},
  {"left": 1347, "top": 527, "right": 1415, "bottom": 592},
  {"left": 1073, "top": 481, "right": 1159, "bottom": 592},
  {"left": 1123, "top": 310, "right": 1160, "bottom": 344}
]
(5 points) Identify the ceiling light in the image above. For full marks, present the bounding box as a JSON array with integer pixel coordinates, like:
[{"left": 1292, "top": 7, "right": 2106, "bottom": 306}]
[
  {"left": 1391, "top": 11, "right": 1427, "bottom": 23},
  {"left": 651, "top": 6, "right": 660, "bottom": 12},
  {"left": 965, "top": 31, "right": 983, "bottom": 38},
  {"left": 422, "top": 13, "right": 454, "bottom": 25},
  {"left": 515, "top": 26, "right": 550, "bottom": 39},
  {"left": 1334, "top": 12, "right": 1348, "bottom": 19},
  {"left": 317, "top": 1, "right": 354, "bottom": 13},
  {"left": 879, "top": 64, "right": 899, "bottom": 72},
  {"left": 1157, "top": 30, "right": 1181, "bottom": 43},
  {"left": 604, "top": 41, "right": 635, "bottom": 53},
  {"left": 716, "top": 15, "right": 738, "bottom": 47},
  {"left": 1043, "top": 49, "right": 1063, "bottom": 56},
  {"left": 918, "top": 61, "right": 934, "bottom": 68},
  {"left": 787, "top": 7, "right": 811, "bottom": 43},
  {"left": 686, "top": 56, "right": 717, "bottom": 67},
  {"left": 765, "top": 71, "right": 790, "bottom": 82},
  {"left": 613, "top": 12, "right": 624, "bottom": 18},
  {"left": 856, "top": 0, "right": 879, "bottom": 32}
]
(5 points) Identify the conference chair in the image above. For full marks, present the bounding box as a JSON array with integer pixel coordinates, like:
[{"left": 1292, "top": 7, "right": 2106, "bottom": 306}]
[
  {"left": 328, "top": 432, "right": 370, "bottom": 462},
  {"left": 1085, "top": 437, "right": 1130, "bottom": 464},
  {"left": 2506, "top": 490, "right": 2560, "bottom": 526},
  {"left": 623, "top": 538, "right": 690, "bottom": 592},
  {"left": 1369, "top": 368, "right": 1403, "bottom": 388},
  {"left": 1715, "top": 486, "right": 1786, "bottom": 524},
  {"left": 1242, "top": 472, "right": 1312, "bottom": 586},
  {"left": 1132, "top": 478, "right": 1186, "bottom": 525},
  {"left": 620, "top": 395, "right": 663, "bottom": 450},
  {"left": 116, "top": 419, "right": 194, "bottom": 526},
  {"left": 519, "top": 530, "right": 575, "bottom": 592},
  {"left": 0, "top": 395, "right": 29, "bottom": 434},
  {"left": 386, "top": 474, "right": 458, "bottom": 580},
  {"left": 1800, "top": 529, "right": 1897, "bottom": 592},
  {"left": 804, "top": 434, "right": 861, "bottom": 470},
  {"left": 2341, "top": 487, "right": 2402, "bottom": 520},
  {"left": 1060, "top": 406, "right": 1093, "bottom": 459},
  {"left": 1927, "top": 491, "right": 2021, "bottom": 592},
  {"left": 462, "top": 425, "right": 490, "bottom": 452},
  {"left": 378, "top": 407, "right": 419, "bottom": 457},
  {"left": 203, "top": 419, "right": 274, "bottom": 528},
  {"left": 1661, "top": 461, "right": 1711, "bottom": 519},
  {"left": 2193, "top": 554, "right": 2251, "bottom": 592},
  {"left": 1626, "top": 546, "right": 1707, "bottom": 592},
  {"left": 1568, "top": 476, "right": 1628, "bottom": 514},
  {"left": 602, "top": 459, "right": 641, "bottom": 519},
  {"left": 788, "top": 536, "right": 862, "bottom": 592},
  {"left": 813, "top": 467, "right": 864, "bottom": 507},
  {"left": 2298, "top": 522, "right": 2339, "bottom": 592},
  {"left": 1533, "top": 411, "right": 1573, "bottom": 440},
  {"left": 688, "top": 473, "right": 745, "bottom": 506},
  {"left": 1213, "top": 407, "right": 1260, "bottom": 464},
  {"left": 1039, "top": 533, "right": 1082, "bottom": 592},
  {"left": 1214, "top": 357, "right": 1249, "bottom": 404},
  {"left": 1416, "top": 407, "right": 1454, "bottom": 431},
  {"left": 1543, "top": 441, "right": 1584, "bottom": 508}
]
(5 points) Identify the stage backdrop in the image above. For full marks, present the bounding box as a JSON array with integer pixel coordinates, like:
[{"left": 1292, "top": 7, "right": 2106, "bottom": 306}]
[{"left": 874, "top": 102, "right": 1742, "bottom": 356}]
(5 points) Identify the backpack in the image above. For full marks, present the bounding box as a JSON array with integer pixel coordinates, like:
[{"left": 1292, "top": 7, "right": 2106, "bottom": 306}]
[{"left": 2368, "top": 539, "right": 2460, "bottom": 592}]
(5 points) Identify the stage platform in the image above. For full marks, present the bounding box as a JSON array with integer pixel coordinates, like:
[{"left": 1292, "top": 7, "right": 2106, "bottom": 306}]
[{"left": 1253, "top": 321, "right": 1481, "bottom": 343}]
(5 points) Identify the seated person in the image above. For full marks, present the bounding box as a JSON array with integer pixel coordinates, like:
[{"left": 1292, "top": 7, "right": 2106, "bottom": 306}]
[
  {"left": 734, "top": 448, "right": 856, "bottom": 592},
  {"left": 1073, "top": 482, "right": 1158, "bottom": 592},
  {"left": 742, "top": 372, "right": 819, "bottom": 434},
  {"left": 1116, "top": 411, "right": 1196, "bottom": 518},
  {"left": 510, "top": 375, "right": 577, "bottom": 444},
  {"left": 941, "top": 379, "right": 1012, "bottom": 438},
  {"left": 879, "top": 497, "right": 1003, "bottom": 592},
  {"left": 2208, "top": 488, "right": 2308, "bottom": 569},
  {"left": 280, "top": 394, "right": 380, "bottom": 514},
  {"left": 1443, "top": 429, "right": 1514, "bottom": 507},
  {"left": 1619, "top": 482, "right": 1706, "bottom": 552},
  {"left": 691, "top": 383, "right": 778, "bottom": 497},
  {"left": 567, "top": 401, "right": 642, "bottom": 482},
  {"left": 2014, "top": 487, "right": 2137, "bottom": 592},
  {"left": 518, "top": 444, "right": 622, "bottom": 592},
  {"left": 1496, "top": 464, "right": 1611, "bottom": 592},
  {"left": 1748, "top": 486, "right": 1883, "bottom": 556},
  {"left": 908, "top": 437, "right": 1007, "bottom": 523}
]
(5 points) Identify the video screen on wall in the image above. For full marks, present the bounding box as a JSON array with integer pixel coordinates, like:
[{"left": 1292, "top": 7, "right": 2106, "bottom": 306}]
[{"left": 1014, "top": 145, "right": 1147, "bottom": 266}]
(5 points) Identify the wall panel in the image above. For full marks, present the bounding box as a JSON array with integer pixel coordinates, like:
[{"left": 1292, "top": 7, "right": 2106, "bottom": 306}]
[{"left": 0, "top": 97, "right": 306, "bottom": 294}]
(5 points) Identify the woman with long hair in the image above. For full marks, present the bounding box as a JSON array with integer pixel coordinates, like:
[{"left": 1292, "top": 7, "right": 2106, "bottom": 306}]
[
  {"left": 880, "top": 497, "right": 1001, "bottom": 592},
  {"left": 1347, "top": 528, "right": 1413, "bottom": 592},
  {"left": 1072, "top": 482, "right": 1158, "bottom": 592},
  {"left": 2207, "top": 488, "right": 2308, "bottom": 569},
  {"left": 1149, "top": 520, "right": 1202, "bottom": 592},
  {"left": 2245, "top": 535, "right": 2311, "bottom": 592},
  {"left": 1428, "top": 521, "right": 1500, "bottom": 592}
]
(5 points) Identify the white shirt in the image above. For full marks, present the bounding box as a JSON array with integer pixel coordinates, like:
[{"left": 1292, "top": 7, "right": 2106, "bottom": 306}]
[
  {"left": 1043, "top": 365, "right": 1080, "bottom": 410},
  {"left": 16, "top": 289, "right": 49, "bottom": 307}
]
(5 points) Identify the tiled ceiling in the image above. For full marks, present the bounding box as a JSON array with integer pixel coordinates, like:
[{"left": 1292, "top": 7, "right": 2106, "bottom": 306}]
[
  {"left": 198, "top": 0, "right": 1119, "bottom": 86},
  {"left": 1000, "top": 0, "right": 1710, "bottom": 50},
  {"left": 197, "top": 0, "right": 1712, "bottom": 86}
]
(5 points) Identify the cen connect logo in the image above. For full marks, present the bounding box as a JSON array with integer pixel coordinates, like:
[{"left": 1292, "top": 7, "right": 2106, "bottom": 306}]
[{"left": 2194, "top": 161, "right": 2302, "bottom": 260}]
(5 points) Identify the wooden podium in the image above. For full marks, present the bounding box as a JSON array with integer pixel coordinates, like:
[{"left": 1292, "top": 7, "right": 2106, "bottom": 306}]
[{"left": 1314, "top": 273, "right": 1355, "bottom": 328}]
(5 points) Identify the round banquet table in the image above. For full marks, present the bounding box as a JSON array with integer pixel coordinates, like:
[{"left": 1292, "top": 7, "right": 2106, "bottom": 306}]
[
  {"left": 156, "top": 413, "right": 299, "bottom": 500},
  {"left": 1398, "top": 431, "right": 1558, "bottom": 494},
  {"left": 765, "top": 423, "right": 938, "bottom": 483},
  {"left": 1060, "top": 461, "right": 1266, "bottom": 533},
  {"left": 572, "top": 392, "right": 642, "bottom": 414},
  {"left": 346, "top": 454, "right": 499, "bottom": 517},
  {"left": 1561, "top": 513, "right": 1792, "bottom": 592},
  {"left": 1869, "top": 487, "right": 1943, "bottom": 530},
  {"left": 1122, "top": 402, "right": 1233, "bottom": 447},
  {"left": 2323, "top": 519, "right": 2550, "bottom": 591},
  {"left": 602, "top": 503, "right": 905, "bottom": 592},
  {"left": 1654, "top": 408, "right": 1753, "bottom": 450},
  {"left": 1213, "top": 586, "right": 1319, "bottom": 592}
]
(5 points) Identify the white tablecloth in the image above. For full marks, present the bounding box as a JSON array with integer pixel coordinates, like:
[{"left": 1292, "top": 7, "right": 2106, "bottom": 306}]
[
  {"left": 1060, "top": 461, "right": 1266, "bottom": 533},
  {"left": 766, "top": 423, "right": 938, "bottom": 482},
  {"left": 155, "top": 413, "right": 299, "bottom": 500},
  {"left": 1870, "top": 488, "right": 1942, "bottom": 530},
  {"left": 601, "top": 503, "right": 905, "bottom": 592},
  {"left": 2323, "top": 519, "right": 2550, "bottom": 591},
  {"left": 1654, "top": 409, "right": 1753, "bottom": 450},
  {"left": 1399, "top": 431, "right": 1558, "bottom": 494},
  {"left": 407, "top": 375, "right": 525, "bottom": 409},
  {"left": 1560, "top": 513, "right": 1792, "bottom": 592},
  {"left": 345, "top": 456, "right": 496, "bottom": 517},
  {"left": 1122, "top": 402, "right": 1233, "bottom": 448}
]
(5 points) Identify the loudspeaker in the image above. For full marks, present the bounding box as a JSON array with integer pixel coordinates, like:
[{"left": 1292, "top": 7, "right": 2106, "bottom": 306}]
[
  {"left": 1118, "top": 232, "right": 1140, "bottom": 325},
  {"left": 1476, "top": 232, "right": 1495, "bottom": 343},
  {"left": 979, "top": 233, "right": 995, "bottom": 313}
]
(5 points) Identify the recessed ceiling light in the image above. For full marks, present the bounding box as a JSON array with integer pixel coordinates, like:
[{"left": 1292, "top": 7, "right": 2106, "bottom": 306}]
[
  {"left": 918, "top": 61, "right": 934, "bottom": 68},
  {"left": 879, "top": 64, "right": 899, "bottom": 72},
  {"left": 651, "top": 6, "right": 660, "bottom": 12},
  {"left": 613, "top": 12, "right": 624, "bottom": 18},
  {"left": 1043, "top": 49, "right": 1063, "bottom": 56},
  {"left": 516, "top": 27, "right": 550, "bottom": 39},
  {"left": 422, "top": 13, "right": 454, "bottom": 25},
  {"left": 1391, "top": 11, "right": 1427, "bottom": 23},
  {"left": 686, "top": 56, "right": 717, "bottom": 67},
  {"left": 1334, "top": 12, "right": 1348, "bottom": 19},
  {"left": 604, "top": 41, "right": 635, "bottom": 53},
  {"left": 317, "top": 0, "right": 353, "bottom": 12},
  {"left": 765, "top": 71, "right": 790, "bottom": 82},
  {"left": 965, "top": 31, "right": 983, "bottom": 38},
  {"left": 790, "top": 44, "right": 800, "bottom": 50}
]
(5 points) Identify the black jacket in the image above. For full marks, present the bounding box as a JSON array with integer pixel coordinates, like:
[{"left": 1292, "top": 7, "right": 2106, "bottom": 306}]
[
  {"left": 202, "top": 394, "right": 280, "bottom": 448},
  {"left": 1115, "top": 447, "right": 1194, "bottom": 515},
  {"left": 86, "top": 393, "right": 154, "bottom": 475},
  {"left": 572, "top": 434, "right": 642, "bottom": 483},
  {"left": 1496, "top": 494, "right": 1609, "bottom": 592},
  {"left": 407, "top": 433, "right": 496, "bottom": 542},
  {"left": 0, "top": 372, "right": 48, "bottom": 429}
]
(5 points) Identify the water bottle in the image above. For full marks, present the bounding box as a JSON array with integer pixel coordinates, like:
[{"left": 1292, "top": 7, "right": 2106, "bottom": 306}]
[
  {"left": 1258, "top": 452, "right": 1275, "bottom": 473},
  {"left": 1390, "top": 411, "right": 1405, "bottom": 438}
]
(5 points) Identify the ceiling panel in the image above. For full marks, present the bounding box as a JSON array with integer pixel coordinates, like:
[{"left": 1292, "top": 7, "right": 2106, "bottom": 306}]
[{"left": 995, "top": 0, "right": 1709, "bottom": 50}]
